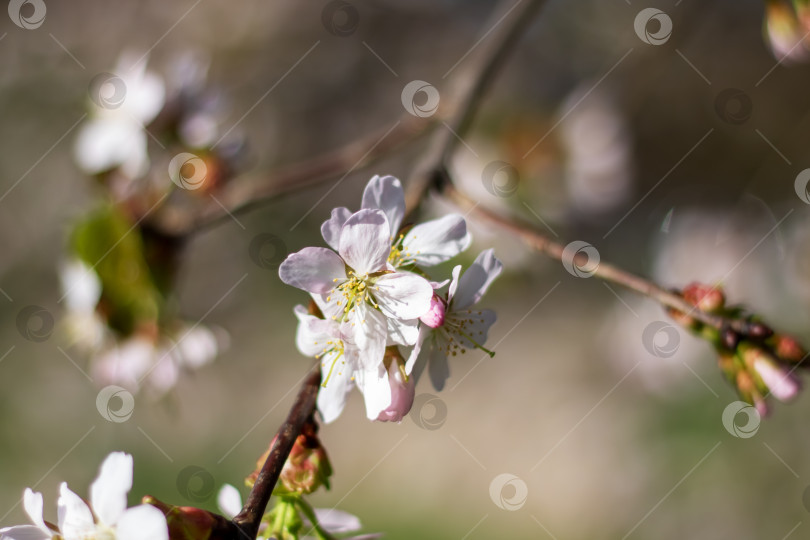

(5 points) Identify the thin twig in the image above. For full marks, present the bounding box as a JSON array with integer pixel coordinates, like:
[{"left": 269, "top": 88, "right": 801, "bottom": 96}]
[
  {"left": 152, "top": 115, "right": 433, "bottom": 237},
  {"left": 405, "top": 0, "right": 549, "bottom": 215},
  {"left": 441, "top": 180, "right": 749, "bottom": 333},
  {"left": 232, "top": 365, "right": 321, "bottom": 538}
]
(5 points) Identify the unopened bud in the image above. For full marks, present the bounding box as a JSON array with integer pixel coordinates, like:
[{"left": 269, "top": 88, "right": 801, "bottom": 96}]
[
  {"left": 745, "top": 320, "right": 773, "bottom": 340},
  {"left": 752, "top": 355, "right": 801, "bottom": 402},
  {"left": 420, "top": 295, "right": 446, "bottom": 329},
  {"left": 765, "top": 0, "right": 810, "bottom": 62},
  {"left": 248, "top": 423, "right": 332, "bottom": 496},
  {"left": 720, "top": 327, "right": 739, "bottom": 350},
  {"left": 682, "top": 282, "right": 725, "bottom": 313},
  {"left": 143, "top": 496, "right": 237, "bottom": 540},
  {"left": 376, "top": 354, "right": 415, "bottom": 423},
  {"left": 771, "top": 334, "right": 806, "bottom": 363}
]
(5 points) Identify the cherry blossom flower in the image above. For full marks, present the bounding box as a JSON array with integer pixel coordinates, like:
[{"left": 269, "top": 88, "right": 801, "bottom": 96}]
[
  {"left": 406, "top": 249, "right": 502, "bottom": 391},
  {"left": 0, "top": 452, "right": 168, "bottom": 540},
  {"left": 294, "top": 306, "right": 391, "bottom": 422},
  {"left": 280, "top": 208, "right": 433, "bottom": 371},
  {"left": 74, "top": 52, "right": 166, "bottom": 179},
  {"left": 321, "top": 175, "right": 472, "bottom": 269}
]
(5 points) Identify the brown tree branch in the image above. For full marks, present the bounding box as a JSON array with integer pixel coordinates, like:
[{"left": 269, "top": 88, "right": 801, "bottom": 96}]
[
  {"left": 440, "top": 179, "right": 750, "bottom": 334},
  {"left": 231, "top": 365, "right": 321, "bottom": 538},
  {"left": 150, "top": 116, "right": 433, "bottom": 237},
  {"left": 405, "top": 0, "right": 549, "bottom": 215}
]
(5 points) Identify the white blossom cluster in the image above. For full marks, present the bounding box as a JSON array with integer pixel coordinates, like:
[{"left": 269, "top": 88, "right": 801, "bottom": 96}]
[{"left": 279, "top": 175, "right": 502, "bottom": 423}]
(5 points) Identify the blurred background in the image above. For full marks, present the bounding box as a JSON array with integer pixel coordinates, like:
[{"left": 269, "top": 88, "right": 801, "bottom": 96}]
[{"left": 2, "top": 0, "right": 810, "bottom": 538}]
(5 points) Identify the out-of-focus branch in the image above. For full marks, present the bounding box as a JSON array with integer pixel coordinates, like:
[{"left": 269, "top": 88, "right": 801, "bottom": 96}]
[
  {"left": 405, "top": 0, "right": 549, "bottom": 215},
  {"left": 152, "top": 115, "right": 434, "bottom": 237},
  {"left": 232, "top": 365, "right": 321, "bottom": 539},
  {"left": 440, "top": 179, "right": 753, "bottom": 334}
]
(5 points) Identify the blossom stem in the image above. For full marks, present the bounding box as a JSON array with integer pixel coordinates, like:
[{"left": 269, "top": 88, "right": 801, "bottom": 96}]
[
  {"left": 232, "top": 365, "right": 321, "bottom": 538},
  {"left": 458, "top": 329, "right": 496, "bottom": 358},
  {"left": 295, "top": 496, "right": 337, "bottom": 540}
]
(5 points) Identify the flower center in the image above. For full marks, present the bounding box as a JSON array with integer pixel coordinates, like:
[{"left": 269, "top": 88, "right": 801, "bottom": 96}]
[
  {"left": 329, "top": 271, "right": 379, "bottom": 322},
  {"left": 440, "top": 310, "right": 495, "bottom": 358},
  {"left": 388, "top": 234, "right": 420, "bottom": 268}
]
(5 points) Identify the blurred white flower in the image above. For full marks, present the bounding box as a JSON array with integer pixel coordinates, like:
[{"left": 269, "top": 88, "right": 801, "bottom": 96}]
[
  {"left": 59, "top": 258, "right": 106, "bottom": 351},
  {"left": 0, "top": 452, "right": 168, "bottom": 540},
  {"left": 559, "top": 85, "right": 633, "bottom": 217},
  {"left": 74, "top": 51, "right": 166, "bottom": 178},
  {"left": 92, "top": 324, "right": 224, "bottom": 396}
]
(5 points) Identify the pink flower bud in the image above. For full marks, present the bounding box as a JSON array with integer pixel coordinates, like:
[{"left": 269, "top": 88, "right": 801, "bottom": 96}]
[
  {"left": 143, "top": 495, "right": 237, "bottom": 540},
  {"left": 419, "top": 295, "right": 446, "bottom": 328},
  {"left": 376, "top": 360, "right": 415, "bottom": 423},
  {"left": 772, "top": 334, "right": 806, "bottom": 363},
  {"left": 682, "top": 282, "right": 725, "bottom": 313},
  {"left": 753, "top": 356, "right": 801, "bottom": 402}
]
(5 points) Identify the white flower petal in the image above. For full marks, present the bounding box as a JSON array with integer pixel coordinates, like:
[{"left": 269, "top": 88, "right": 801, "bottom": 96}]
[
  {"left": 451, "top": 249, "right": 503, "bottom": 310},
  {"left": 294, "top": 306, "right": 335, "bottom": 357},
  {"left": 405, "top": 325, "right": 432, "bottom": 375},
  {"left": 446, "top": 265, "right": 462, "bottom": 305},
  {"left": 115, "top": 505, "right": 168, "bottom": 540},
  {"left": 321, "top": 207, "right": 352, "bottom": 251},
  {"left": 59, "top": 259, "right": 101, "bottom": 314},
  {"left": 217, "top": 484, "right": 243, "bottom": 520},
  {"left": 317, "top": 354, "right": 356, "bottom": 424},
  {"left": 175, "top": 325, "right": 219, "bottom": 368},
  {"left": 57, "top": 483, "right": 95, "bottom": 539},
  {"left": 74, "top": 119, "right": 148, "bottom": 176},
  {"left": 402, "top": 214, "right": 471, "bottom": 267},
  {"left": 90, "top": 452, "right": 133, "bottom": 526},
  {"left": 22, "top": 489, "right": 49, "bottom": 535},
  {"left": 338, "top": 210, "right": 391, "bottom": 275},
  {"left": 386, "top": 317, "right": 419, "bottom": 346},
  {"left": 374, "top": 273, "right": 433, "bottom": 320},
  {"left": 361, "top": 175, "right": 405, "bottom": 237},
  {"left": 355, "top": 365, "right": 392, "bottom": 420},
  {"left": 312, "top": 508, "right": 362, "bottom": 534},
  {"left": 279, "top": 247, "right": 346, "bottom": 294},
  {"left": 0, "top": 525, "right": 52, "bottom": 540},
  {"left": 352, "top": 303, "right": 387, "bottom": 371}
]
